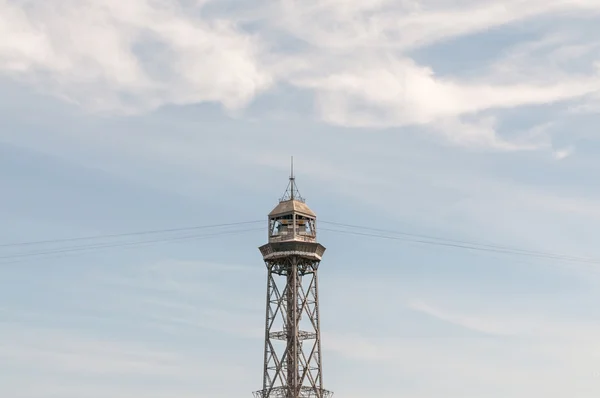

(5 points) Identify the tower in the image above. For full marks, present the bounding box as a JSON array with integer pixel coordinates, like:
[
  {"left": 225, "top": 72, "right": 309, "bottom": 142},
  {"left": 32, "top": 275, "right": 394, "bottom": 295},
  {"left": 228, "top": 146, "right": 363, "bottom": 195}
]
[{"left": 254, "top": 161, "right": 333, "bottom": 398}]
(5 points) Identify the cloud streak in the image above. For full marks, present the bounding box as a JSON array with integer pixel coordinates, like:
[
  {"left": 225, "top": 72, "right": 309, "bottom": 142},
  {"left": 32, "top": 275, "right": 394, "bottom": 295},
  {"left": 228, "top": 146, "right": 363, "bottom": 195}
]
[
  {"left": 321, "top": 295, "right": 600, "bottom": 397},
  {"left": 0, "top": 325, "right": 252, "bottom": 398}
]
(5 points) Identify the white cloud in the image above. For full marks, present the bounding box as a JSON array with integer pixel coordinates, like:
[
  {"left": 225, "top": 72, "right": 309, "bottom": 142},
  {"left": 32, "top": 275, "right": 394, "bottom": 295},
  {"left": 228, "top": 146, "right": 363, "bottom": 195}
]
[
  {"left": 430, "top": 117, "right": 555, "bottom": 150},
  {"left": 3, "top": 0, "right": 600, "bottom": 149},
  {"left": 284, "top": 26, "right": 600, "bottom": 149},
  {"left": 0, "top": 0, "right": 272, "bottom": 113},
  {"left": 307, "top": 59, "right": 598, "bottom": 123},
  {"left": 271, "top": 0, "right": 600, "bottom": 51}
]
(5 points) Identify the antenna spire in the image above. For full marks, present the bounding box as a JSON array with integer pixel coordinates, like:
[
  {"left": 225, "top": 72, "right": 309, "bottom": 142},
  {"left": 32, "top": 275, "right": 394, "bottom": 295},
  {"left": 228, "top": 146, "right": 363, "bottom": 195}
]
[
  {"left": 280, "top": 156, "right": 304, "bottom": 203},
  {"left": 290, "top": 156, "right": 294, "bottom": 200}
]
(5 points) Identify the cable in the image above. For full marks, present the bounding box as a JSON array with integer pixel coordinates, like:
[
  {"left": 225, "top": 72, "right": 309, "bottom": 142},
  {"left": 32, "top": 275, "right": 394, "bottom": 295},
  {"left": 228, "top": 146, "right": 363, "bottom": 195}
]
[
  {"left": 0, "top": 227, "right": 263, "bottom": 264},
  {"left": 1, "top": 217, "right": 598, "bottom": 266},
  {"left": 320, "top": 228, "right": 600, "bottom": 265},
  {"left": 319, "top": 220, "right": 583, "bottom": 259},
  {"left": 0, "top": 220, "right": 263, "bottom": 248}
]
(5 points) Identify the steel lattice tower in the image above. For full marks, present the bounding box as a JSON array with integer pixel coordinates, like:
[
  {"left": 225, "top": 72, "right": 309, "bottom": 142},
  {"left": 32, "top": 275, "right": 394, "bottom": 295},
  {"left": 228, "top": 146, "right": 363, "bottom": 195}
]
[{"left": 253, "top": 161, "right": 333, "bottom": 398}]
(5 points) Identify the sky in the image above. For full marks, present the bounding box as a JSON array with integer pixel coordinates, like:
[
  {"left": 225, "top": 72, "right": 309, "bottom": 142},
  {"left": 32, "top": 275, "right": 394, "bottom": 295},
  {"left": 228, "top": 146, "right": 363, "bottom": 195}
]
[{"left": 2, "top": 0, "right": 600, "bottom": 397}]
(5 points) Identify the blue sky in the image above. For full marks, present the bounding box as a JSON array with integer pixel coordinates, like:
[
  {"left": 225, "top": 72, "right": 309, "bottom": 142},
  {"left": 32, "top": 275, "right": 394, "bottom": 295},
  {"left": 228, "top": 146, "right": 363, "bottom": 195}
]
[{"left": 2, "top": 0, "right": 600, "bottom": 397}]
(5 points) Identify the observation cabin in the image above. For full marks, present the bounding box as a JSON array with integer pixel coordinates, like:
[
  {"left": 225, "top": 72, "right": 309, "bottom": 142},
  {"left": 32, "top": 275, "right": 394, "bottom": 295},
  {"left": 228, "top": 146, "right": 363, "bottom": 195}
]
[{"left": 267, "top": 175, "right": 317, "bottom": 244}]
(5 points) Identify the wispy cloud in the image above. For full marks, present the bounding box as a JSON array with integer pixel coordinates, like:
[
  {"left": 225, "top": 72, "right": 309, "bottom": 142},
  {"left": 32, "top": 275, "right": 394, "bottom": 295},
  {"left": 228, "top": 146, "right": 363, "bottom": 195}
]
[
  {"left": 408, "top": 299, "right": 522, "bottom": 336},
  {"left": 1, "top": 329, "right": 190, "bottom": 378},
  {"left": 84, "top": 259, "right": 265, "bottom": 335},
  {"left": 324, "top": 329, "right": 600, "bottom": 398},
  {"left": 0, "top": 0, "right": 272, "bottom": 113},
  {"left": 321, "top": 294, "right": 600, "bottom": 397},
  {"left": 0, "top": 325, "right": 252, "bottom": 398},
  {"left": 0, "top": 255, "right": 264, "bottom": 396},
  {"left": 276, "top": 0, "right": 600, "bottom": 149},
  {"left": 267, "top": 0, "right": 600, "bottom": 51},
  {"left": 407, "top": 298, "right": 600, "bottom": 342},
  {"left": 2, "top": 0, "right": 600, "bottom": 151},
  {"left": 553, "top": 145, "right": 575, "bottom": 160}
]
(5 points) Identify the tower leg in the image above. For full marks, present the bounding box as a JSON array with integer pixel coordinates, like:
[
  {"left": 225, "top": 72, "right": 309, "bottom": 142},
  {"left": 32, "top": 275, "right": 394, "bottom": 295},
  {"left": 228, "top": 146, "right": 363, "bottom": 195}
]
[
  {"left": 286, "top": 260, "right": 299, "bottom": 397},
  {"left": 255, "top": 257, "right": 332, "bottom": 398}
]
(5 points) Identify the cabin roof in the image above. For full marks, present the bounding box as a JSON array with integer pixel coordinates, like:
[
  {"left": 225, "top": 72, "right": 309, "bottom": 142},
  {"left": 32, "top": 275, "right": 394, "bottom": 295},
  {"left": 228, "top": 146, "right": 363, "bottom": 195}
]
[{"left": 268, "top": 199, "right": 316, "bottom": 217}]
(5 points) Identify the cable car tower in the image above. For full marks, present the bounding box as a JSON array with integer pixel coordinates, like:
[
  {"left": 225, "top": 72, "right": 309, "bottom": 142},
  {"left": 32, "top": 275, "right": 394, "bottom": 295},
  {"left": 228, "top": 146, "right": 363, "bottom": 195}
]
[{"left": 253, "top": 159, "right": 333, "bottom": 398}]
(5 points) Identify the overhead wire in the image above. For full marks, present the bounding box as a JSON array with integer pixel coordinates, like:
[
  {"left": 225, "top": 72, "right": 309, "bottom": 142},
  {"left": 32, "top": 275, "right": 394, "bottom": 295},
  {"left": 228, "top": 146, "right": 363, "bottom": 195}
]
[
  {"left": 1, "top": 218, "right": 599, "bottom": 266},
  {"left": 0, "top": 227, "right": 263, "bottom": 264},
  {"left": 319, "top": 227, "right": 600, "bottom": 265},
  {"left": 319, "top": 220, "right": 582, "bottom": 259},
  {"left": 0, "top": 220, "right": 263, "bottom": 248}
]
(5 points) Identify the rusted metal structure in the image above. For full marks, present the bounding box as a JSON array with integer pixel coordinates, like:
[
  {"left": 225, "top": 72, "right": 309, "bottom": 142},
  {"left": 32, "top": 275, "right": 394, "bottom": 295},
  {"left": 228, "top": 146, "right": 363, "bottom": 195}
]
[{"left": 253, "top": 160, "right": 333, "bottom": 398}]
